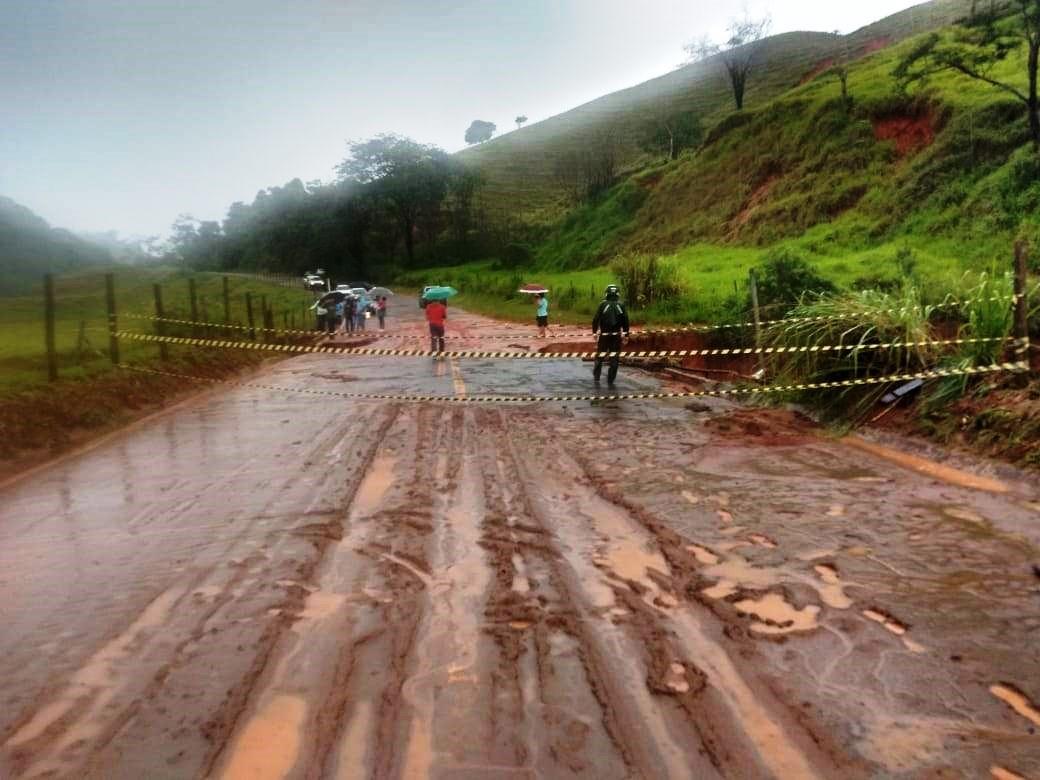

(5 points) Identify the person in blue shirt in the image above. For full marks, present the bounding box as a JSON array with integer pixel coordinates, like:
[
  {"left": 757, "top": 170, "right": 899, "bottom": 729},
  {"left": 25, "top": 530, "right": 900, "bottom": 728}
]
[
  {"left": 354, "top": 292, "right": 369, "bottom": 331},
  {"left": 534, "top": 292, "right": 549, "bottom": 337}
]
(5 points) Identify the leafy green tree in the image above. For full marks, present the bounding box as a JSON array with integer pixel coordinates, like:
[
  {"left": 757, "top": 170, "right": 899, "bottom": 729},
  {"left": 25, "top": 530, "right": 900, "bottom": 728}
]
[
  {"left": 894, "top": 1, "right": 1040, "bottom": 151},
  {"left": 515, "top": 115, "right": 528, "bottom": 129},
  {"left": 464, "top": 120, "right": 496, "bottom": 144},
  {"left": 336, "top": 134, "right": 453, "bottom": 265},
  {"left": 639, "top": 109, "right": 702, "bottom": 160},
  {"left": 683, "top": 15, "right": 772, "bottom": 110}
]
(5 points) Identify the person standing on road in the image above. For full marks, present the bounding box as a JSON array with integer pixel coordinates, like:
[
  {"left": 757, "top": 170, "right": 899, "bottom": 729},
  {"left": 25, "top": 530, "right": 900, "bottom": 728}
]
[
  {"left": 425, "top": 297, "right": 447, "bottom": 357},
  {"left": 535, "top": 292, "right": 549, "bottom": 338},
  {"left": 377, "top": 296, "right": 388, "bottom": 330},
  {"left": 344, "top": 296, "right": 356, "bottom": 334},
  {"left": 332, "top": 299, "right": 345, "bottom": 333},
  {"left": 312, "top": 300, "right": 328, "bottom": 332},
  {"left": 354, "top": 291, "right": 369, "bottom": 332},
  {"left": 591, "top": 285, "right": 630, "bottom": 385}
]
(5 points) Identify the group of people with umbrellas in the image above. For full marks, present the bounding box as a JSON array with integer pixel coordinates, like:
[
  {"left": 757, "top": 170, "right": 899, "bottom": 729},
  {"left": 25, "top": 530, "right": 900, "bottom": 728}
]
[
  {"left": 313, "top": 285, "right": 394, "bottom": 334},
  {"left": 421, "top": 281, "right": 630, "bottom": 384}
]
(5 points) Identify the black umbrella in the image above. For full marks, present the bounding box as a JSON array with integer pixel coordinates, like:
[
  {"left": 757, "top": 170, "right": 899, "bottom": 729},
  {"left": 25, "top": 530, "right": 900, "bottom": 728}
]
[{"left": 317, "top": 290, "right": 348, "bottom": 306}]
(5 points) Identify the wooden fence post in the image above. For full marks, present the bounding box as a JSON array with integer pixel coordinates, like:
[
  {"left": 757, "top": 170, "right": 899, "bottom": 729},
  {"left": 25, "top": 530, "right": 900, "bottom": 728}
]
[
  {"left": 259, "top": 295, "right": 268, "bottom": 343},
  {"left": 105, "top": 272, "right": 119, "bottom": 365},
  {"left": 153, "top": 283, "right": 169, "bottom": 361},
  {"left": 748, "top": 268, "right": 765, "bottom": 376},
  {"left": 245, "top": 292, "right": 255, "bottom": 341},
  {"left": 1014, "top": 240, "right": 1030, "bottom": 362},
  {"left": 44, "top": 273, "right": 58, "bottom": 381},
  {"left": 189, "top": 277, "right": 199, "bottom": 340},
  {"left": 222, "top": 275, "right": 231, "bottom": 325}
]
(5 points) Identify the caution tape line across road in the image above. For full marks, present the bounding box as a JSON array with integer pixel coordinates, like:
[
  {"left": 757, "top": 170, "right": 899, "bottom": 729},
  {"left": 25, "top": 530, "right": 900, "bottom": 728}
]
[
  {"left": 113, "top": 330, "right": 1020, "bottom": 360},
  {"left": 117, "top": 361, "right": 1031, "bottom": 405},
  {"left": 115, "top": 293, "right": 1022, "bottom": 341}
]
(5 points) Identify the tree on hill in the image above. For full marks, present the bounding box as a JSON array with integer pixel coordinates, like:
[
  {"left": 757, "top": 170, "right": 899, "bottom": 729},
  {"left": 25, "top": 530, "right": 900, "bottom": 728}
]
[
  {"left": 826, "top": 33, "right": 854, "bottom": 113},
  {"left": 465, "top": 120, "right": 496, "bottom": 144},
  {"left": 894, "top": 1, "right": 1040, "bottom": 151},
  {"left": 515, "top": 115, "right": 528, "bottom": 129},
  {"left": 336, "top": 134, "right": 455, "bottom": 265},
  {"left": 683, "top": 14, "right": 772, "bottom": 110},
  {"left": 639, "top": 108, "right": 702, "bottom": 160}
]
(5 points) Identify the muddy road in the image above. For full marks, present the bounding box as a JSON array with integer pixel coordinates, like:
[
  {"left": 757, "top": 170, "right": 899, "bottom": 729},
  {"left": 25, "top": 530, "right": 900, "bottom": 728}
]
[{"left": 2, "top": 299, "right": 1040, "bottom": 779}]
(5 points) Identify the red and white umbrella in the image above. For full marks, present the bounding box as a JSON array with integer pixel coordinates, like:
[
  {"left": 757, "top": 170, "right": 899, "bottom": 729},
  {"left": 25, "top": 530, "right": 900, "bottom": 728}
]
[{"left": 518, "top": 284, "right": 549, "bottom": 294}]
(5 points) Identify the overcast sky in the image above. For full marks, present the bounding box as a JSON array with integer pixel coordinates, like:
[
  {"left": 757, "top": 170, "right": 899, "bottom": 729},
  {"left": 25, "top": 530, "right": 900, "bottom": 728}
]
[{"left": 1, "top": 0, "right": 919, "bottom": 239}]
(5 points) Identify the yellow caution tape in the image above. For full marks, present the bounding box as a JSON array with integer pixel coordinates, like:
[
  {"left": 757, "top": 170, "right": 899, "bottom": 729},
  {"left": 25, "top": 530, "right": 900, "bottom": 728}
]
[
  {"left": 113, "top": 330, "right": 1018, "bottom": 361},
  {"left": 118, "top": 360, "right": 1029, "bottom": 405},
  {"left": 116, "top": 294, "right": 1021, "bottom": 341}
]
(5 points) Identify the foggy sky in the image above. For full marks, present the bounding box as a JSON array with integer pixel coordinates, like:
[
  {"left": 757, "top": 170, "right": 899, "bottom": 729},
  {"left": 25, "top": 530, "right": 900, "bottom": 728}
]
[{"left": 1, "top": 0, "right": 920, "bottom": 239}]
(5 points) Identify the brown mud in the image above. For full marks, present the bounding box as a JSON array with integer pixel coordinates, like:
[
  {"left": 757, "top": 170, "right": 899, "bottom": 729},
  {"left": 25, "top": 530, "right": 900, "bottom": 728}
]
[{"left": 2, "top": 300, "right": 1039, "bottom": 778}]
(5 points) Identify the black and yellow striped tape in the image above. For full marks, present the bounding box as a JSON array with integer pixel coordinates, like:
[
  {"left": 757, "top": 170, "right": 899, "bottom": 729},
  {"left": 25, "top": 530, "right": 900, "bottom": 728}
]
[
  {"left": 118, "top": 361, "right": 1030, "bottom": 404},
  {"left": 114, "top": 330, "right": 1018, "bottom": 361},
  {"left": 116, "top": 293, "right": 1021, "bottom": 342}
]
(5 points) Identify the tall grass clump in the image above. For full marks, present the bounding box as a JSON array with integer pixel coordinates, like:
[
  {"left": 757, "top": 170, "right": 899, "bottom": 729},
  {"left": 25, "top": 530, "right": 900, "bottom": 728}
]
[
  {"left": 925, "top": 271, "right": 1016, "bottom": 409},
  {"left": 609, "top": 253, "right": 685, "bottom": 309},
  {"left": 763, "top": 283, "right": 938, "bottom": 384}
]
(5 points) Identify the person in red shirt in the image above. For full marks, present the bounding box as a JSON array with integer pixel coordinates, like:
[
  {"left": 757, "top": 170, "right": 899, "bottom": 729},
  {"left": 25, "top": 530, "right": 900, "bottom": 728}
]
[{"left": 425, "top": 298, "right": 447, "bottom": 356}]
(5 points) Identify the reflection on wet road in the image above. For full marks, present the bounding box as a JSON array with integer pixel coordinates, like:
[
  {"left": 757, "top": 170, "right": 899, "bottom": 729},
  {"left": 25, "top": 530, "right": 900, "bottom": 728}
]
[{"left": 1, "top": 299, "right": 1039, "bottom": 779}]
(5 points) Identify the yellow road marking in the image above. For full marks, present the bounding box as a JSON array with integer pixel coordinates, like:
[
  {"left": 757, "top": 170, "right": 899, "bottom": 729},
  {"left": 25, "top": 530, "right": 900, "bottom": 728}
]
[{"left": 450, "top": 358, "right": 467, "bottom": 398}]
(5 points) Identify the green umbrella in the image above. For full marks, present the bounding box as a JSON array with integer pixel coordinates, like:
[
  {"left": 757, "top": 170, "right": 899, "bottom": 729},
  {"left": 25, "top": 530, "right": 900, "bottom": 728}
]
[{"left": 422, "top": 286, "right": 458, "bottom": 301}]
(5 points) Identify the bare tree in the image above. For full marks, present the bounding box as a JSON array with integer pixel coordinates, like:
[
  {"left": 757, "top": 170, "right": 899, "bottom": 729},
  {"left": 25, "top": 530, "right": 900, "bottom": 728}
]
[
  {"left": 895, "top": 0, "right": 1040, "bottom": 150},
  {"left": 826, "top": 30, "right": 853, "bottom": 113},
  {"left": 683, "top": 14, "right": 772, "bottom": 110}
]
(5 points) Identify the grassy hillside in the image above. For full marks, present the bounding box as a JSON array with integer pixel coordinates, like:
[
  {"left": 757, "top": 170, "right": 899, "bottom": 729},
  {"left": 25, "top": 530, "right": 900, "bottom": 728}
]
[
  {"left": 0, "top": 197, "right": 115, "bottom": 295},
  {"left": 459, "top": 0, "right": 978, "bottom": 225},
  {"left": 423, "top": 0, "right": 1040, "bottom": 332}
]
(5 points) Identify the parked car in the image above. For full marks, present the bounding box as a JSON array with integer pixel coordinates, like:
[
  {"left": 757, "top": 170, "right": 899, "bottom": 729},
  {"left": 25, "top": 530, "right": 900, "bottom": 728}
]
[{"left": 303, "top": 273, "right": 326, "bottom": 291}]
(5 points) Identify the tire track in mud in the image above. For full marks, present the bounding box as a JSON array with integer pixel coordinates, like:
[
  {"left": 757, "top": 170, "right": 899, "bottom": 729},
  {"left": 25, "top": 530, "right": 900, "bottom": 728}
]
[
  {"left": 1, "top": 403, "right": 397, "bottom": 780},
  {"left": 551, "top": 431, "right": 867, "bottom": 779},
  {"left": 1, "top": 409, "right": 394, "bottom": 779},
  {"left": 474, "top": 407, "right": 720, "bottom": 779},
  {"left": 202, "top": 401, "right": 409, "bottom": 779},
  {"left": 487, "top": 412, "right": 863, "bottom": 779}
]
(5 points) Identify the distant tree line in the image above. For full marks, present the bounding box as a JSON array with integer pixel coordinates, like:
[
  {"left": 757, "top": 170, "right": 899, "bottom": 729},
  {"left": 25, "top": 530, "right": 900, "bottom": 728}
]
[{"left": 168, "top": 134, "right": 489, "bottom": 279}]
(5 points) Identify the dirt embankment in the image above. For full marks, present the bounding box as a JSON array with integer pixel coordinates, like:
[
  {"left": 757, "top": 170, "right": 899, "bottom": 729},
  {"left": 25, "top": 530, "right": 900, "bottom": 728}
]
[
  {"left": 538, "top": 330, "right": 758, "bottom": 377},
  {"left": 0, "top": 332, "right": 376, "bottom": 480}
]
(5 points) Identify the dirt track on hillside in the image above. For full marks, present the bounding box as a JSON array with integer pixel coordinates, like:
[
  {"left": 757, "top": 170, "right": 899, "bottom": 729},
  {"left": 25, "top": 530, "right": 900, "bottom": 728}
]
[{"left": 2, "top": 301, "right": 1040, "bottom": 779}]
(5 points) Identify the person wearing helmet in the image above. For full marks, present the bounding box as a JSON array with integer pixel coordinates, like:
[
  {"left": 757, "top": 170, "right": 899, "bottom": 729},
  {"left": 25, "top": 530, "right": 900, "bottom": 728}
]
[{"left": 591, "top": 284, "right": 630, "bottom": 384}]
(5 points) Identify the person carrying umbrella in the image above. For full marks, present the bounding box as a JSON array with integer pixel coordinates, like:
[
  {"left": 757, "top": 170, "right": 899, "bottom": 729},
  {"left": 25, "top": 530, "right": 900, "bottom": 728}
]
[
  {"left": 535, "top": 293, "right": 549, "bottom": 337},
  {"left": 518, "top": 284, "right": 550, "bottom": 337},
  {"left": 591, "top": 284, "right": 630, "bottom": 385},
  {"left": 425, "top": 295, "right": 447, "bottom": 356}
]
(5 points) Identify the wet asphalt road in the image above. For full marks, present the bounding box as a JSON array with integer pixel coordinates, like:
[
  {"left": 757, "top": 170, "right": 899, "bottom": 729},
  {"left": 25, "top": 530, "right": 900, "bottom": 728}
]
[{"left": 1, "top": 297, "right": 1040, "bottom": 779}]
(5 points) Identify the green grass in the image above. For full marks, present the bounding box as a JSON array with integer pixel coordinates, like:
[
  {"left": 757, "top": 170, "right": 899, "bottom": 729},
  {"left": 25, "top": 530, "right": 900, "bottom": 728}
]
[
  {"left": 0, "top": 266, "right": 316, "bottom": 395},
  {"left": 417, "top": 2, "right": 1038, "bottom": 333}
]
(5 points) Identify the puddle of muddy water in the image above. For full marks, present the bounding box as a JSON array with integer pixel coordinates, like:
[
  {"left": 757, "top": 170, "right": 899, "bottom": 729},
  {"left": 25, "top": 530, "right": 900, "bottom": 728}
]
[
  {"left": 218, "top": 694, "right": 306, "bottom": 780},
  {"left": 990, "top": 683, "right": 1040, "bottom": 728},
  {"left": 350, "top": 455, "right": 397, "bottom": 518},
  {"left": 733, "top": 593, "right": 820, "bottom": 635},
  {"left": 813, "top": 564, "right": 852, "bottom": 610},
  {"left": 686, "top": 544, "right": 719, "bottom": 566},
  {"left": 335, "top": 700, "right": 373, "bottom": 780}
]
